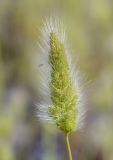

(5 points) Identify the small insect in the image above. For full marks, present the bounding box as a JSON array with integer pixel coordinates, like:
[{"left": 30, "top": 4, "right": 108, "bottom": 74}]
[{"left": 38, "top": 64, "right": 44, "bottom": 67}]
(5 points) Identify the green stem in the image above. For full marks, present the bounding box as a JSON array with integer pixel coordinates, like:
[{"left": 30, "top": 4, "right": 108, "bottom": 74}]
[{"left": 66, "top": 133, "right": 73, "bottom": 160}]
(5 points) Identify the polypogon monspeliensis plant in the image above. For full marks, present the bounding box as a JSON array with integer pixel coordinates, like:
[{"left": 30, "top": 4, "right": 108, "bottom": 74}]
[{"left": 36, "top": 17, "right": 86, "bottom": 160}]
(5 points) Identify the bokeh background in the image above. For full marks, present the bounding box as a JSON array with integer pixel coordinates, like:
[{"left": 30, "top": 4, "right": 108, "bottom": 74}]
[{"left": 0, "top": 0, "right": 113, "bottom": 160}]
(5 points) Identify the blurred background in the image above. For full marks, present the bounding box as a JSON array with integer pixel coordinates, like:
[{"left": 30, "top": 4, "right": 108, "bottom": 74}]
[{"left": 0, "top": 0, "right": 113, "bottom": 160}]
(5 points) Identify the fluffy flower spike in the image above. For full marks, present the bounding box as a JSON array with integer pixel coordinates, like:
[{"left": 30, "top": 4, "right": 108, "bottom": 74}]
[{"left": 37, "top": 17, "right": 85, "bottom": 133}]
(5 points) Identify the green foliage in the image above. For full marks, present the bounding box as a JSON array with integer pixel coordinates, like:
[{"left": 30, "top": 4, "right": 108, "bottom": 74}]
[
  {"left": 0, "top": 143, "right": 14, "bottom": 160},
  {"left": 0, "top": 114, "right": 14, "bottom": 138},
  {"left": 48, "top": 33, "right": 79, "bottom": 133}
]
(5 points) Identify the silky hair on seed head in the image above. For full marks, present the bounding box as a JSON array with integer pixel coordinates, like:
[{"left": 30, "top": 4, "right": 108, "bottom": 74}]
[{"left": 36, "top": 17, "right": 86, "bottom": 133}]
